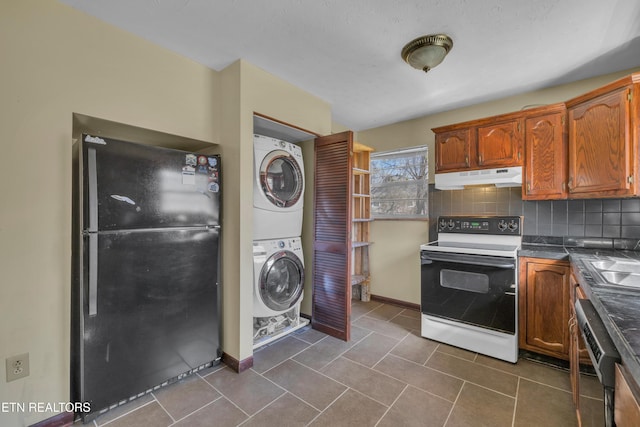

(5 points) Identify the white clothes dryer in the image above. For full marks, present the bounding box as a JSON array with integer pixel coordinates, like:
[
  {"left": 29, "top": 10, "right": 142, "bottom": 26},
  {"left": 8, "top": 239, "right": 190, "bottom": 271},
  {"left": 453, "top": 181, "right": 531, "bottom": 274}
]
[
  {"left": 253, "top": 134, "right": 304, "bottom": 240},
  {"left": 253, "top": 237, "right": 305, "bottom": 318}
]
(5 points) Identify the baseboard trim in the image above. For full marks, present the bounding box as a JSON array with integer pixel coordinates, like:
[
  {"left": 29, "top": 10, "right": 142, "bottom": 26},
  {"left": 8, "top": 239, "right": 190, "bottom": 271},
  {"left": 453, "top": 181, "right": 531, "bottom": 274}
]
[
  {"left": 29, "top": 411, "right": 74, "bottom": 427},
  {"left": 370, "top": 294, "right": 420, "bottom": 311},
  {"left": 222, "top": 352, "right": 253, "bottom": 373}
]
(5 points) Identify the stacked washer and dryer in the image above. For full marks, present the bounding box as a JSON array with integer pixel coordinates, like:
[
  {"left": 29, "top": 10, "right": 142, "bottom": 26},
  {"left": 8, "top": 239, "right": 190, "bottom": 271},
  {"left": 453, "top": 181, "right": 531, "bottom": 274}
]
[{"left": 252, "top": 134, "right": 309, "bottom": 348}]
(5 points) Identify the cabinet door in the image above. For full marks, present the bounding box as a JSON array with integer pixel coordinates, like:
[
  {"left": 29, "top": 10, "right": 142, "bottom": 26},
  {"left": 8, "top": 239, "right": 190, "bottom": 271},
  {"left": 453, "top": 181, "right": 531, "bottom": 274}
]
[
  {"left": 435, "top": 128, "right": 473, "bottom": 172},
  {"left": 615, "top": 364, "right": 640, "bottom": 426},
  {"left": 519, "top": 258, "right": 570, "bottom": 359},
  {"left": 523, "top": 111, "right": 567, "bottom": 200},
  {"left": 569, "top": 274, "right": 580, "bottom": 409},
  {"left": 570, "top": 314, "right": 580, "bottom": 407},
  {"left": 568, "top": 87, "right": 634, "bottom": 197},
  {"left": 574, "top": 285, "right": 592, "bottom": 364},
  {"left": 476, "top": 119, "right": 523, "bottom": 167},
  {"left": 312, "top": 131, "right": 352, "bottom": 341}
]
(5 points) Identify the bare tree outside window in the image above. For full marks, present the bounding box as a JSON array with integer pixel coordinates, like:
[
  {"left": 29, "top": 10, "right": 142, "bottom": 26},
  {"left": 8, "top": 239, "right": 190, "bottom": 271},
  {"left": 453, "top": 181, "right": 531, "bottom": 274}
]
[{"left": 370, "top": 146, "right": 428, "bottom": 219}]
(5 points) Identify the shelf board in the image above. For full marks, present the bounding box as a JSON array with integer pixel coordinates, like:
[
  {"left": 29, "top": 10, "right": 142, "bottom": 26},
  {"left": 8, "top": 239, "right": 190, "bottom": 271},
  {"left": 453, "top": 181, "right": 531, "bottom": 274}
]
[
  {"left": 351, "top": 274, "right": 369, "bottom": 286},
  {"left": 353, "top": 142, "right": 374, "bottom": 153},
  {"left": 352, "top": 218, "right": 374, "bottom": 223},
  {"left": 351, "top": 241, "right": 372, "bottom": 248},
  {"left": 352, "top": 167, "right": 370, "bottom": 175},
  {"left": 352, "top": 193, "right": 370, "bottom": 198}
]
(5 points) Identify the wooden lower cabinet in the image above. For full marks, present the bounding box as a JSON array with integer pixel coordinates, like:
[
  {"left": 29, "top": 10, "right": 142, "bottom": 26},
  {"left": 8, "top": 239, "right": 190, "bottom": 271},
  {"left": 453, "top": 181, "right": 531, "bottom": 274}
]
[
  {"left": 615, "top": 364, "right": 640, "bottom": 426},
  {"left": 518, "top": 257, "right": 570, "bottom": 359}
]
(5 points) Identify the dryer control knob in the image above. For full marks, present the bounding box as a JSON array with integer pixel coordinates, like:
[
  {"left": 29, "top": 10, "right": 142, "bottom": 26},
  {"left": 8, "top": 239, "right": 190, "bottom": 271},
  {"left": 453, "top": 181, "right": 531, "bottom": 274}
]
[{"left": 278, "top": 241, "right": 285, "bottom": 248}]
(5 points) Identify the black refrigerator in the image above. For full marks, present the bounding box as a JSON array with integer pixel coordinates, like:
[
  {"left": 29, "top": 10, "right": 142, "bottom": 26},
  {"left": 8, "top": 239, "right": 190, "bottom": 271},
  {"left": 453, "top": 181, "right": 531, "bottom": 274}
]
[{"left": 71, "top": 134, "right": 222, "bottom": 421}]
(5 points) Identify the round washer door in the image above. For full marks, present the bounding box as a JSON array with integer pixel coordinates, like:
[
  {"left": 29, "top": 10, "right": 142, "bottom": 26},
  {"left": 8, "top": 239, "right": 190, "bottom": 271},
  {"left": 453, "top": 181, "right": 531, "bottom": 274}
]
[
  {"left": 259, "top": 250, "right": 304, "bottom": 313},
  {"left": 259, "top": 150, "right": 303, "bottom": 208}
]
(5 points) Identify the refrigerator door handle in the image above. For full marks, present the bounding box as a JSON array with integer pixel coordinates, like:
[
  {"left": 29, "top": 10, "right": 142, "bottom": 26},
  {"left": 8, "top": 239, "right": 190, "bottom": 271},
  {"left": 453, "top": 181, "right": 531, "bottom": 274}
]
[
  {"left": 87, "top": 148, "right": 98, "bottom": 232},
  {"left": 89, "top": 233, "right": 98, "bottom": 316}
]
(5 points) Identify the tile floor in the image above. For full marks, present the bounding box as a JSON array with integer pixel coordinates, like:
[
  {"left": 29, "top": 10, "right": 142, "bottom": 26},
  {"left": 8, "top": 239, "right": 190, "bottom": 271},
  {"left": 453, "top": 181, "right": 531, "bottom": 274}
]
[{"left": 77, "top": 301, "right": 605, "bottom": 427}]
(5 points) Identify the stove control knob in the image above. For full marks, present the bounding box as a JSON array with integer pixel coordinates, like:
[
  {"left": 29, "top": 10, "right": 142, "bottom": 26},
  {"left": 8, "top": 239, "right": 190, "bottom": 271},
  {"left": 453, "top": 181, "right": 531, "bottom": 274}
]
[
  {"left": 508, "top": 220, "right": 519, "bottom": 231},
  {"left": 439, "top": 219, "right": 447, "bottom": 230},
  {"left": 447, "top": 220, "right": 455, "bottom": 230},
  {"left": 497, "top": 220, "right": 508, "bottom": 231}
]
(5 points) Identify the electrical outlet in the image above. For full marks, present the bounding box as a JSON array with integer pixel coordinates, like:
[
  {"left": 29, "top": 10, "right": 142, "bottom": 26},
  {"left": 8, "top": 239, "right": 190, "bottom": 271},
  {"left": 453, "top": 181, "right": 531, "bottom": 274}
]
[{"left": 6, "top": 353, "right": 29, "bottom": 382}]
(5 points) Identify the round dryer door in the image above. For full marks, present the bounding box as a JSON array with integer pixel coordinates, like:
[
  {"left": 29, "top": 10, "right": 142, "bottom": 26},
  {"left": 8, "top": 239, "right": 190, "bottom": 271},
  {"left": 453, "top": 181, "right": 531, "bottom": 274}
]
[
  {"left": 259, "top": 250, "right": 304, "bottom": 312},
  {"left": 259, "top": 150, "right": 303, "bottom": 208}
]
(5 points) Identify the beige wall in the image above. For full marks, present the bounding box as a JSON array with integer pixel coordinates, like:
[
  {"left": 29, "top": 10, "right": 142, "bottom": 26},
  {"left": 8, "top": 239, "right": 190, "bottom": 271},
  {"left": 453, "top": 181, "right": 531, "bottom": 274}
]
[
  {"left": 0, "top": 1, "right": 330, "bottom": 426},
  {"left": 222, "top": 61, "right": 332, "bottom": 360},
  {"left": 0, "top": 1, "right": 221, "bottom": 425},
  {"left": 358, "top": 67, "right": 640, "bottom": 305}
]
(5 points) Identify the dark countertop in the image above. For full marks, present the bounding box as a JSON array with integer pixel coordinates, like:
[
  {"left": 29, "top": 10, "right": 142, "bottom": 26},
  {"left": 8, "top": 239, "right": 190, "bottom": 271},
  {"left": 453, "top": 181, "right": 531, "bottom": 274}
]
[
  {"left": 519, "top": 243, "right": 569, "bottom": 260},
  {"left": 519, "top": 243, "right": 640, "bottom": 385},
  {"left": 569, "top": 249, "right": 640, "bottom": 383}
]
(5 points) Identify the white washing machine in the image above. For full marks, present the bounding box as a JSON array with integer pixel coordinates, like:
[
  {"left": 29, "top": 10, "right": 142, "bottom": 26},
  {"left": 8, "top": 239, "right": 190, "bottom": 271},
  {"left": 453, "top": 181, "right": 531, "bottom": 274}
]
[
  {"left": 253, "top": 134, "right": 304, "bottom": 241},
  {"left": 253, "top": 237, "right": 308, "bottom": 347},
  {"left": 253, "top": 237, "right": 305, "bottom": 318}
]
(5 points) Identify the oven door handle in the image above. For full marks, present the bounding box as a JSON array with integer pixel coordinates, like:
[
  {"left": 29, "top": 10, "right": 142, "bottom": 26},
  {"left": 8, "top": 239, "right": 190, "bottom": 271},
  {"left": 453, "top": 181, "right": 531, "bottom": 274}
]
[
  {"left": 420, "top": 256, "right": 433, "bottom": 265},
  {"left": 420, "top": 252, "right": 515, "bottom": 269}
]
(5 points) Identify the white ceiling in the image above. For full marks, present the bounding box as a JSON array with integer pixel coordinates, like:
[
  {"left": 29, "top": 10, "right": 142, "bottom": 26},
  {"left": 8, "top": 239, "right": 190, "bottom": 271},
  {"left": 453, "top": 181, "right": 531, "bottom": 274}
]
[{"left": 59, "top": 0, "right": 640, "bottom": 131}]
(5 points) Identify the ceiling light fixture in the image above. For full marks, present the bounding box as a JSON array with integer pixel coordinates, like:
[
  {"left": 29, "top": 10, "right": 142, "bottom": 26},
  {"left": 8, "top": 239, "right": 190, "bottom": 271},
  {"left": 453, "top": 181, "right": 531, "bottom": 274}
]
[{"left": 401, "top": 34, "right": 453, "bottom": 73}]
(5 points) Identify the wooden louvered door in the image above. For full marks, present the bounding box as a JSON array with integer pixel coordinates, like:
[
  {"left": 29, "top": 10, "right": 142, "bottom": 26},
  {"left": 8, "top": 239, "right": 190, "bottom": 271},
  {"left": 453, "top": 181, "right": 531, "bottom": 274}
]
[{"left": 312, "top": 131, "right": 353, "bottom": 341}]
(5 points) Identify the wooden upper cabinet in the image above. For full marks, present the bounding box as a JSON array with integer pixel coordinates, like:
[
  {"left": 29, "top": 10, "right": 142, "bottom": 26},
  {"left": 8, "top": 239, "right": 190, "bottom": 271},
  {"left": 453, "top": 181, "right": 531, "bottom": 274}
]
[
  {"left": 566, "top": 74, "right": 640, "bottom": 198},
  {"left": 433, "top": 111, "right": 523, "bottom": 173},
  {"left": 476, "top": 118, "right": 523, "bottom": 167},
  {"left": 434, "top": 128, "right": 473, "bottom": 172},
  {"left": 522, "top": 104, "right": 568, "bottom": 200}
]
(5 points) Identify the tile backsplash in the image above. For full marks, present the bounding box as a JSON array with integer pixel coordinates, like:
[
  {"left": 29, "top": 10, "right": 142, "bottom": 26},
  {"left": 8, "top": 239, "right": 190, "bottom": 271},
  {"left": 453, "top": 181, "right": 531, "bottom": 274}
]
[{"left": 428, "top": 184, "right": 640, "bottom": 240}]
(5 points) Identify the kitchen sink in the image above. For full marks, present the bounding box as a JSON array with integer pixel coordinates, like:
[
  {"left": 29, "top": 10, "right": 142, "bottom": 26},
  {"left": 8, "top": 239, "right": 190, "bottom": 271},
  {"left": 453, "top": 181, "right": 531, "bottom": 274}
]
[
  {"left": 600, "top": 271, "right": 640, "bottom": 288},
  {"left": 589, "top": 259, "right": 640, "bottom": 274},
  {"left": 586, "top": 257, "right": 640, "bottom": 289}
]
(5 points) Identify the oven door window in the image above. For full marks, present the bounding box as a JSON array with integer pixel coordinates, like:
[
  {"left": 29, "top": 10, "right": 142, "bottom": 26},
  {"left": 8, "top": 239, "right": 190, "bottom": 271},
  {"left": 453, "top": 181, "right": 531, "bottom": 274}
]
[
  {"left": 440, "top": 269, "right": 490, "bottom": 293},
  {"left": 421, "top": 253, "right": 516, "bottom": 334}
]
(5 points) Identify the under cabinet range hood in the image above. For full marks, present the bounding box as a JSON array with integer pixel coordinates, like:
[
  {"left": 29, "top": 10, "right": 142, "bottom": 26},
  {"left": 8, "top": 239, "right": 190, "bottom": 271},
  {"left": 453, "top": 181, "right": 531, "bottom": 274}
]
[{"left": 435, "top": 166, "right": 523, "bottom": 190}]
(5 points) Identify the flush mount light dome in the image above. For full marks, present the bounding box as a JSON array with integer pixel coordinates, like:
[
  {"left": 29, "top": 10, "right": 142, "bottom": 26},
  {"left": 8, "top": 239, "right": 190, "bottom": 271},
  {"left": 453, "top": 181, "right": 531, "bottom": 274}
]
[{"left": 401, "top": 34, "right": 453, "bottom": 73}]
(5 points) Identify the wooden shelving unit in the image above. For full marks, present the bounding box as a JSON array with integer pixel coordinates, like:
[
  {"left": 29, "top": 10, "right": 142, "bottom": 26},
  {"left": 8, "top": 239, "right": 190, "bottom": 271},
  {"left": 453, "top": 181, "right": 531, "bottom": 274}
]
[{"left": 351, "top": 142, "right": 373, "bottom": 301}]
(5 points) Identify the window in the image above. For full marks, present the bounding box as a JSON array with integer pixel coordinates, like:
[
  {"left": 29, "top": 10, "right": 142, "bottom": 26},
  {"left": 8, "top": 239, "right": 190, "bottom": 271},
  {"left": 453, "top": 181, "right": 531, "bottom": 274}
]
[{"left": 370, "top": 146, "right": 428, "bottom": 219}]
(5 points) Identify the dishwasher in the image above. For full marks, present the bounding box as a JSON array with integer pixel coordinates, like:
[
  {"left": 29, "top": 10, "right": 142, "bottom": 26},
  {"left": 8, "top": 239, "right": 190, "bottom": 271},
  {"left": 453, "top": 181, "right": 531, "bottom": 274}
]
[{"left": 574, "top": 298, "right": 620, "bottom": 427}]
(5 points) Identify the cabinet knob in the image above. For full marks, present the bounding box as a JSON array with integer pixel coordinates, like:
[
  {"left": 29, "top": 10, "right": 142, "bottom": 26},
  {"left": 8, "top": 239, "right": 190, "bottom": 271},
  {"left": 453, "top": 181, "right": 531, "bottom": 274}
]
[{"left": 526, "top": 182, "right": 531, "bottom": 192}]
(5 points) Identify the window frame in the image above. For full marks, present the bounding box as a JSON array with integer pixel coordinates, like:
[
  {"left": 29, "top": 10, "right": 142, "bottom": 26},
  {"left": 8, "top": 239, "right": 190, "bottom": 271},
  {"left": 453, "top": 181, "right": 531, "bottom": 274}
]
[{"left": 369, "top": 145, "right": 429, "bottom": 220}]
